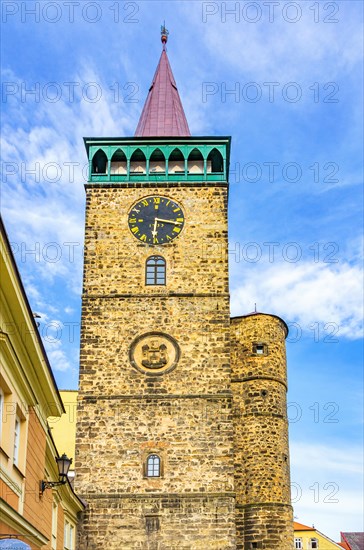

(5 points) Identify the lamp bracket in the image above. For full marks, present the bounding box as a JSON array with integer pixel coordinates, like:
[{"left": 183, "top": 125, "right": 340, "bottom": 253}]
[{"left": 40, "top": 478, "right": 66, "bottom": 495}]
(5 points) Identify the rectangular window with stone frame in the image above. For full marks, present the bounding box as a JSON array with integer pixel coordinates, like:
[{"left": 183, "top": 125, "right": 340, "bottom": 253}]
[{"left": 252, "top": 342, "right": 268, "bottom": 355}]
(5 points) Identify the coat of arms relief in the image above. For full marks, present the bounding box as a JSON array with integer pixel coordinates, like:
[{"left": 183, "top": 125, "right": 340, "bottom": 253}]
[{"left": 130, "top": 332, "right": 180, "bottom": 375}]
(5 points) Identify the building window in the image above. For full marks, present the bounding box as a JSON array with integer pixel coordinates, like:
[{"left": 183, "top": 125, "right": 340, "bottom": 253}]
[
  {"left": 145, "top": 515, "right": 160, "bottom": 533},
  {"left": 52, "top": 501, "right": 58, "bottom": 550},
  {"left": 146, "top": 454, "right": 161, "bottom": 477},
  {"left": 294, "top": 539, "right": 303, "bottom": 549},
  {"left": 13, "top": 416, "right": 20, "bottom": 465},
  {"left": 310, "top": 539, "right": 319, "bottom": 549},
  {"left": 253, "top": 343, "right": 267, "bottom": 355},
  {"left": 146, "top": 256, "right": 166, "bottom": 286},
  {"left": 64, "top": 520, "right": 75, "bottom": 550}
]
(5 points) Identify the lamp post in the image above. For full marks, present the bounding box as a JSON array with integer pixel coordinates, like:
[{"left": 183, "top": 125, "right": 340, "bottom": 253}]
[{"left": 40, "top": 453, "right": 72, "bottom": 495}]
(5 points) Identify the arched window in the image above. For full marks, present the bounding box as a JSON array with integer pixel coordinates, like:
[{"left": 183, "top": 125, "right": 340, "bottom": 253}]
[
  {"left": 187, "top": 148, "right": 204, "bottom": 174},
  {"left": 146, "top": 256, "right": 166, "bottom": 286},
  {"left": 92, "top": 149, "right": 107, "bottom": 174},
  {"left": 130, "top": 148, "right": 146, "bottom": 174},
  {"left": 149, "top": 148, "right": 166, "bottom": 173},
  {"left": 110, "top": 148, "right": 127, "bottom": 175},
  {"left": 168, "top": 148, "right": 185, "bottom": 174},
  {"left": 147, "top": 454, "right": 161, "bottom": 477},
  {"left": 207, "top": 148, "right": 224, "bottom": 173}
]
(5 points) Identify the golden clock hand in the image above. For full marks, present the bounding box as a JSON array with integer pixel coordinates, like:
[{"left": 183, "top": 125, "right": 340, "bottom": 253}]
[
  {"left": 151, "top": 218, "right": 158, "bottom": 238},
  {"left": 155, "top": 218, "right": 182, "bottom": 225}
]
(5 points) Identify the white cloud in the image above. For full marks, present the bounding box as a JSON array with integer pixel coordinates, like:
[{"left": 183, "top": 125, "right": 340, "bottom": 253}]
[
  {"left": 46, "top": 348, "right": 72, "bottom": 373},
  {"left": 183, "top": 1, "right": 362, "bottom": 82},
  {"left": 1, "top": 62, "right": 138, "bottom": 294},
  {"left": 291, "top": 442, "right": 363, "bottom": 475},
  {"left": 231, "top": 260, "right": 363, "bottom": 339},
  {"left": 41, "top": 319, "right": 76, "bottom": 372}
]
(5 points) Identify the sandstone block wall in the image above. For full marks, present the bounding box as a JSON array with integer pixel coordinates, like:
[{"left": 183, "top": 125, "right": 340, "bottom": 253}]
[{"left": 76, "top": 182, "right": 237, "bottom": 548}]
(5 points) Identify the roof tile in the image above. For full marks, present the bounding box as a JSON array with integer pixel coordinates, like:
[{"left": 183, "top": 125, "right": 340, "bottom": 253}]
[{"left": 135, "top": 49, "right": 191, "bottom": 137}]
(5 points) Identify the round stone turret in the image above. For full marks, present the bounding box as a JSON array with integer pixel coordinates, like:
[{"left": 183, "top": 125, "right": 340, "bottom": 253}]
[{"left": 230, "top": 312, "right": 293, "bottom": 550}]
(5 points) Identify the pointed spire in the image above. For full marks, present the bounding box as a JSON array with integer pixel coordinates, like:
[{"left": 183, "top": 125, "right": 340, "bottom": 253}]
[{"left": 134, "top": 26, "right": 191, "bottom": 137}]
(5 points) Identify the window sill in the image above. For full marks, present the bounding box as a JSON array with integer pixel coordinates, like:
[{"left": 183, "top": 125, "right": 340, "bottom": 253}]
[
  {"left": 13, "top": 463, "right": 26, "bottom": 479},
  {"left": 0, "top": 446, "right": 10, "bottom": 460}
]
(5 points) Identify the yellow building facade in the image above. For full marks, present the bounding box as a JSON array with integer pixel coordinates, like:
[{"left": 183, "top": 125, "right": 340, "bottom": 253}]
[
  {"left": 0, "top": 218, "right": 84, "bottom": 549},
  {"left": 294, "top": 522, "right": 346, "bottom": 550}
]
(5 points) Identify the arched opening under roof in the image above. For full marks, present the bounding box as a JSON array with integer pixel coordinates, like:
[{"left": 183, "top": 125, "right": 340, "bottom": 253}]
[
  {"left": 149, "top": 148, "right": 165, "bottom": 173},
  {"left": 187, "top": 148, "right": 204, "bottom": 174},
  {"left": 92, "top": 149, "right": 107, "bottom": 174},
  {"left": 207, "top": 148, "right": 224, "bottom": 173},
  {"left": 130, "top": 148, "right": 146, "bottom": 174},
  {"left": 110, "top": 148, "right": 127, "bottom": 175},
  {"left": 168, "top": 148, "right": 185, "bottom": 174}
]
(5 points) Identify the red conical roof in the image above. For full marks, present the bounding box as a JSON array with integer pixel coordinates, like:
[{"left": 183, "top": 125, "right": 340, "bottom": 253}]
[{"left": 135, "top": 49, "right": 191, "bottom": 137}]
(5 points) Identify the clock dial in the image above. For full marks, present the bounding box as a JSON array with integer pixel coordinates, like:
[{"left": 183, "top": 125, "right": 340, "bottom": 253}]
[{"left": 128, "top": 196, "right": 185, "bottom": 245}]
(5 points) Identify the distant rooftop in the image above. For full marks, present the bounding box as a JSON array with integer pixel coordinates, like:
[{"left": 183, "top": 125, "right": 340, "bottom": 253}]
[{"left": 341, "top": 532, "right": 364, "bottom": 550}]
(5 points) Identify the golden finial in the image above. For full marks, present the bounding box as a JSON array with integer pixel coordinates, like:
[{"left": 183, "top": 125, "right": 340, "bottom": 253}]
[{"left": 161, "top": 22, "right": 169, "bottom": 49}]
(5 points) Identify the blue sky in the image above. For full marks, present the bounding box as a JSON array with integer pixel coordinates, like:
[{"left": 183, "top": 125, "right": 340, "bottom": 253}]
[{"left": 1, "top": 0, "right": 363, "bottom": 542}]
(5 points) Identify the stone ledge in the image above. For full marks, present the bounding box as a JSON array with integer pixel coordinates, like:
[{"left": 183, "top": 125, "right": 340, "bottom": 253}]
[
  {"left": 231, "top": 375, "right": 287, "bottom": 390},
  {"left": 79, "top": 491, "right": 236, "bottom": 500},
  {"left": 80, "top": 393, "right": 233, "bottom": 401},
  {"left": 236, "top": 502, "right": 293, "bottom": 509},
  {"left": 82, "top": 293, "right": 231, "bottom": 299},
  {"left": 241, "top": 412, "right": 285, "bottom": 419}
]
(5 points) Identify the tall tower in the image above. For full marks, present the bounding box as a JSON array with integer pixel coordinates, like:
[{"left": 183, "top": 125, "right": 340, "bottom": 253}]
[
  {"left": 76, "top": 28, "right": 236, "bottom": 549},
  {"left": 75, "top": 28, "right": 293, "bottom": 549}
]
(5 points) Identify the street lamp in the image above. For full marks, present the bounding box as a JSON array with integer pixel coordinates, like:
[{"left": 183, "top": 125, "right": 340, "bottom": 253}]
[{"left": 40, "top": 454, "right": 73, "bottom": 495}]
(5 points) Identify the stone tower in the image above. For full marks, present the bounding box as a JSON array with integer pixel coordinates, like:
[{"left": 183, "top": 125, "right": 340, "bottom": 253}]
[
  {"left": 231, "top": 313, "right": 293, "bottom": 549},
  {"left": 75, "top": 28, "right": 293, "bottom": 549}
]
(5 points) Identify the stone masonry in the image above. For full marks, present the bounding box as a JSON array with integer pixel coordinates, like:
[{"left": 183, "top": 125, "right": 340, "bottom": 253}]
[
  {"left": 76, "top": 183, "right": 238, "bottom": 548},
  {"left": 75, "top": 39, "right": 293, "bottom": 546},
  {"left": 76, "top": 179, "right": 293, "bottom": 548}
]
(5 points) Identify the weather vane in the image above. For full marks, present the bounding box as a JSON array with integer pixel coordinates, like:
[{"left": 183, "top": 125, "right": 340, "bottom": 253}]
[{"left": 161, "top": 21, "right": 169, "bottom": 49}]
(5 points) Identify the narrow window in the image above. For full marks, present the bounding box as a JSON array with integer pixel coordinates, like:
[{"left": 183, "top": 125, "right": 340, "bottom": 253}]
[
  {"left": 13, "top": 416, "right": 20, "bottom": 465},
  {"left": 147, "top": 454, "right": 161, "bottom": 477},
  {"left": 146, "top": 256, "right": 166, "bottom": 286},
  {"left": 64, "top": 521, "right": 69, "bottom": 550},
  {"left": 92, "top": 149, "right": 107, "bottom": 174},
  {"left": 52, "top": 501, "right": 58, "bottom": 549},
  {"left": 145, "top": 515, "right": 160, "bottom": 533},
  {"left": 69, "top": 525, "right": 74, "bottom": 550},
  {"left": 294, "top": 539, "right": 303, "bottom": 550},
  {"left": 310, "top": 539, "right": 318, "bottom": 549},
  {"left": 64, "top": 520, "right": 75, "bottom": 550}
]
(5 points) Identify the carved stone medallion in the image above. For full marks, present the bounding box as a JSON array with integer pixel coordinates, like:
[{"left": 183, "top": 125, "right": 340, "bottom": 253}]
[{"left": 129, "top": 332, "right": 180, "bottom": 376}]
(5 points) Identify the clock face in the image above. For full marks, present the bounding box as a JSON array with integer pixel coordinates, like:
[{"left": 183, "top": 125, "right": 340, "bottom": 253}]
[{"left": 128, "top": 196, "right": 185, "bottom": 245}]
